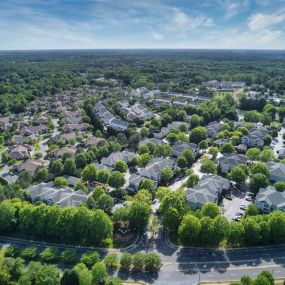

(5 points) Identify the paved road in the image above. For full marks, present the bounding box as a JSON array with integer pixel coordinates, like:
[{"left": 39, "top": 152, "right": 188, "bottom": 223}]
[{"left": 2, "top": 233, "right": 285, "bottom": 284}]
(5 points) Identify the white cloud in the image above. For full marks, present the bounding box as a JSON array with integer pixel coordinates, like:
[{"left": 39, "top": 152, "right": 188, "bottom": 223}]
[
  {"left": 152, "top": 32, "right": 164, "bottom": 40},
  {"left": 248, "top": 11, "right": 285, "bottom": 31},
  {"left": 220, "top": 0, "right": 250, "bottom": 19}
]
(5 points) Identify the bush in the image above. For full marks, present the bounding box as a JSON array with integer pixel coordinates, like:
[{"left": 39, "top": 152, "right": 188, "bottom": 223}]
[
  {"left": 133, "top": 252, "right": 145, "bottom": 271},
  {"left": 39, "top": 247, "right": 59, "bottom": 263},
  {"left": 54, "top": 176, "right": 68, "bottom": 188},
  {"left": 80, "top": 251, "right": 100, "bottom": 267},
  {"left": 60, "top": 249, "right": 77, "bottom": 264},
  {"left": 20, "top": 246, "right": 38, "bottom": 260},
  {"left": 144, "top": 253, "right": 161, "bottom": 271}
]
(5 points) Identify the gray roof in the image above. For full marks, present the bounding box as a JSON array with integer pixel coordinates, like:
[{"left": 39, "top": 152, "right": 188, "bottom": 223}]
[
  {"left": 101, "top": 151, "right": 136, "bottom": 167},
  {"left": 256, "top": 186, "right": 285, "bottom": 210},
  {"left": 217, "top": 153, "right": 248, "bottom": 168},
  {"left": 139, "top": 158, "right": 175, "bottom": 181},
  {"left": 267, "top": 162, "right": 285, "bottom": 180},
  {"left": 172, "top": 142, "right": 199, "bottom": 157},
  {"left": 139, "top": 138, "right": 164, "bottom": 147}
]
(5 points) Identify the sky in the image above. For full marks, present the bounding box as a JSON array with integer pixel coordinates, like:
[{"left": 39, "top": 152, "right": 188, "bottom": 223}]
[{"left": 0, "top": 0, "right": 285, "bottom": 50}]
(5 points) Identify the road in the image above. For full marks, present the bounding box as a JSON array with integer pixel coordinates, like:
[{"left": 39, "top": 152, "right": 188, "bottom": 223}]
[
  {"left": 271, "top": 127, "right": 285, "bottom": 157},
  {"left": 1, "top": 234, "right": 285, "bottom": 284}
]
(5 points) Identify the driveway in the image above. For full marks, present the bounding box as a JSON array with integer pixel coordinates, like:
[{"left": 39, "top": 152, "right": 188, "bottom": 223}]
[{"left": 271, "top": 127, "right": 285, "bottom": 157}]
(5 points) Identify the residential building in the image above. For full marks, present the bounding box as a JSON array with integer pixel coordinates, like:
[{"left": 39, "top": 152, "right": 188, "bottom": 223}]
[
  {"left": 241, "top": 126, "right": 268, "bottom": 147},
  {"left": 172, "top": 141, "right": 199, "bottom": 158},
  {"left": 186, "top": 175, "right": 230, "bottom": 210},
  {"left": 9, "top": 144, "right": 33, "bottom": 160},
  {"left": 267, "top": 161, "right": 285, "bottom": 182},
  {"left": 101, "top": 151, "right": 136, "bottom": 168},
  {"left": 256, "top": 186, "right": 285, "bottom": 213},
  {"left": 217, "top": 153, "right": 248, "bottom": 174}
]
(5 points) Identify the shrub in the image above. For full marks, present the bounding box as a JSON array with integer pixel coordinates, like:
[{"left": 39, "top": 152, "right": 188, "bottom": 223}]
[
  {"left": 39, "top": 247, "right": 58, "bottom": 263},
  {"left": 60, "top": 249, "right": 77, "bottom": 264},
  {"left": 104, "top": 253, "right": 119, "bottom": 269},
  {"left": 80, "top": 251, "right": 100, "bottom": 267},
  {"left": 20, "top": 246, "right": 38, "bottom": 260},
  {"left": 4, "top": 245, "right": 19, "bottom": 258},
  {"left": 120, "top": 253, "right": 133, "bottom": 271}
]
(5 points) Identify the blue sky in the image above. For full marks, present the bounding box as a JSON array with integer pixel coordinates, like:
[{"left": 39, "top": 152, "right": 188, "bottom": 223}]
[{"left": 0, "top": 0, "right": 285, "bottom": 50}]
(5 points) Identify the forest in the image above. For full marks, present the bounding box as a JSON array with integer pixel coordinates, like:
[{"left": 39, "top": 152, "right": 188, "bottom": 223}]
[{"left": 1, "top": 49, "right": 285, "bottom": 114}]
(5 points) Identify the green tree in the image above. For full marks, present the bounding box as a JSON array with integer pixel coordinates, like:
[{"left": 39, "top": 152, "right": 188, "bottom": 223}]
[
  {"left": 73, "top": 263, "right": 92, "bottom": 285},
  {"left": 104, "top": 253, "right": 119, "bottom": 269},
  {"left": 189, "top": 126, "right": 207, "bottom": 144},
  {"left": 186, "top": 174, "right": 199, "bottom": 188},
  {"left": 200, "top": 159, "right": 217, "bottom": 174},
  {"left": 0, "top": 201, "right": 16, "bottom": 233},
  {"left": 227, "top": 222, "right": 245, "bottom": 247},
  {"left": 16, "top": 171, "right": 33, "bottom": 188},
  {"left": 49, "top": 159, "right": 63, "bottom": 176},
  {"left": 208, "top": 146, "right": 219, "bottom": 157},
  {"left": 54, "top": 176, "right": 68, "bottom": 188},
  {"left": 250, "top": 162, "right": 269, "bottom": 177},
  {"left": 133, "top": 252, "right": 145, "bottom": 271},
  {"left": 97, "top": 169, "right": 110, "bottom": 184},
  {"left": 144, "top": 253, "right": 161, "bottom": 271},
  {"left": 161, "top": 167, "right": 173, "bottom": 183},
  {"left": 228, "top": 166, "right": 247, "bottom": 184},
  {"left": 63, "top": 158, "right": 77, "bottom": 176},
  {"left": 75, "top": 153, "right": 87, "bottom": 169},
  {"left": 137, "top": 153, "right": 150, "bottom": 167},
  {"left": 108, "top": 171, "right": 125, "bottom": 188},
  {"left": 198, "top": 140, "right": 208, "bottom": 149},
  {"left": 35, "top": 166, "right": 48, "bottom": 182},
  {"left": 221, "top": 143, "right": 235, "bottom": 153},
  {"left": 61, "top": 269, "right": 80, "bottom": 285},
  {"left": 82, "top": 164, "right": 97, "bottom": 183},
  {"left": 80, "top": 251, "right": 100, "bottom": 267},
  {"left": 120, "top": 253, "right": 133, "bottom": 271},
  {"left": 181, "top": 149, "right": 195, "bottom": 166},
  {"left": 274, "top": 181, "right": 285, "bottom": 192},
  {"left": 250, "top": 173, "right": 269, "bottom": 194},
  {"left": 39, "top": 247, "right": 58, "bottom": 263},
  {"left": 246, "top": 148, "right": 261, "bottom": 160},
  {"left": 177, "top": 156, "right": 187, "bottom": 168},
  {"left": 92, "top": 262, "right": 108, "bottom": 285},
  {"left": 114, "top": 160, "right": 128, "bottom": 173},
  {"left": 201, "top": 202, "right": 220, "bottom": 219},
  {"left": 178, "top": 214, "right": 201, "bottom": 245}
]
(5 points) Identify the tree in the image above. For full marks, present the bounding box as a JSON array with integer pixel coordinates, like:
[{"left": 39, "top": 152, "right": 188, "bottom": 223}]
[
  {"left": 181, "top": 149, "right": 195, "bottom": 166},
  {"left": 144, "top": 253, "right": 161, "bottom": 271},
  {"left": 108, "top": 171, "right": 125, "bottom": 188},
  {"left": 189, "top": 126, "right": 208, "bottom": 144},
  {"left": 201, "top": 202, "right": 220, "bottom": 219},
  {"left": 49, "top": 159, "right": 63, "bottom": 176},
  {"left": 245, "top": 204, "right": 259, "bottom": 216},
  {"left": 221, "top": 143, "right": 235, "bottom": 153},
  {"left": 133, "top": 252, "right": 145, "bottom": 271},
  {"left": 190, "top": 114, "right": 203, "bottom": 128},
  {"left": 137, "top": 153, "right": 150, "bottom": 167},
  {"left": 80, "top": 251, "right": 100, "bottom": 267},
  {"left": 263, "top": 135, "right": 272, "bottom": 146},
  {"left": 227, "top": 222, "right": 245, "bottom": 247},
  {"left": 177, "top": 156, "right": 187, "bottom": 168},
  {"left": 240, "top": 275, "right": 253, "bottom": 285},
  {"left": 178, "top": 214, "right": 201, "bottom": 245},
  {"left": 74, "top": 180, "right": 88, "bottom": 192},
  {"left": 60, "top": 249, "right": 77, "bottom": 264},
  {"left": 73, "top": 263, "right": 92, "bottom": 285},
  {"left": 250, "top": 162, "right": 269, "bottom": 177},
  {"left": 104, "top": 253, "right": 118, "bottom": 269},
  {"left": 228, "top": 166, "right": 247, "bottom": 184},
  {"left": 20, "top": 261, "right": 60, "bottom": 285},
  {"left": 35, "top": 166, "right": 48, "bottom": 182},
  {"left": 0, "top": 201, "right": 16, "bottom": 233},
  {"left": 97, "top": 169, "right": 110, "bottom": 184},
  {"left": 120, "top": 253, "right": 132, "bottom": 271},
  {"left": 81, "top": 164, "right": 97, "bottom": 183},
  {"left": 63, "top": 158, "right": 77, "bottom": 176},
  {"left": 198, "top": 140, "right": 208, "bottom": 149},
  {"left": 156, "top": 187, "right": 171, "bottom": 200},
  {"left": 274, "top": 181, "right": 285, "bottom": 192},
  {"left": 212, "top": 215, "right": 229, "bottom": 246},
  {"left": 61, "top": 269, "right": 79, "bottom": 285},
  {"left": 54, "top": 177, "right": 68, "bottom": 188},
  {"left": 129, "top": 202, "right": 151, "bottom": 231},
  {"left": 208, "top": 146, "right": 219, "bottom": 157},
  {"left": 39, "top": 247, "right": 58, "bottom": 263},
  {"left": 139, "top": 179, "right": 156, "bottom": 197},
  {"left": 200, "top": 159, "right": 217, "bottom": 174},
  {"left": 259, "top": 148, "right": 274, "bottom": 162},
  {"left": 246, "top": 148, "right": 261, "bottom": 160},
  {"left": 166, "top": 132, "right": 178, "bottom": 144},
  {"left": 114, "top": 160, "right": 128, "bottom": 173},
  {"left": 16, "top": 171, "right": 33, "bottom": 188},
  {"left": 186, "top": 174, "right": 199, "bottom": 188},
  {"left": 161, "top": 167, "right": 173, "bottom": 183},
  {"left": 92, "top": 262, "right": 108, "bottom": 285},
  {"left": 250, "top": 173, "right": 269, "bottom": 194},
  {"left": 75, "top": 153, "right": 87, "bottom": 169}
]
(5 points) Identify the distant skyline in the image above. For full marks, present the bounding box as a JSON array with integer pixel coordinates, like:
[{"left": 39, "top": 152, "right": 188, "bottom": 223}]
[{"left": 1, "top": 0, "right": 285, "bottom": 50}]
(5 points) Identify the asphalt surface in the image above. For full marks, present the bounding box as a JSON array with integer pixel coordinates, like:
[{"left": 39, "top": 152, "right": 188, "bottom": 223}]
[{"left": 1, "top": 233, "right": 285, "bottom": 284}]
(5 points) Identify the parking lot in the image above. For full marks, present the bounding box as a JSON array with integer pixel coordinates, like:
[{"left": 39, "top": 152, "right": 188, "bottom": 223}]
[{"left": 221, "top": 188, "right": 253, "bottom": 221}]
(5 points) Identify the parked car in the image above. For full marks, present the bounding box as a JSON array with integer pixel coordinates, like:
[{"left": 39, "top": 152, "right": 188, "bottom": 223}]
[
  {"left": 245, "top": 196, "right": 252, "bottom": 201},
  {"left": 240, "top": 204, "right": 247, "bottom": 210}
]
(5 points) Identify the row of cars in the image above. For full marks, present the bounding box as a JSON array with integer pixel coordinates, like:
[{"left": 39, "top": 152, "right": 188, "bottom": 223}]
[{"left": 232, "top": 192, "right": 254, "bottom": 221}]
